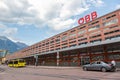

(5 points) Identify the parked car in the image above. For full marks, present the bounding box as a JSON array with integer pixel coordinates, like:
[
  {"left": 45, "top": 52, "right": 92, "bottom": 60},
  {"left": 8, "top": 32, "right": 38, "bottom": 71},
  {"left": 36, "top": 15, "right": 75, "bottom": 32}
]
[{"left": 82, "top": 61, "right": 116, "bottom": 72}]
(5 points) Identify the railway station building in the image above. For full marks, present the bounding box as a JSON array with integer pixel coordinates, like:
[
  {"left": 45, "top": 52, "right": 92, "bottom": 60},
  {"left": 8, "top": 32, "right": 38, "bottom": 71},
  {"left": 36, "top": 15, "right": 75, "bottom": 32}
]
[{"left": 6, "top": 9, "right": 120, "bottom": 67}]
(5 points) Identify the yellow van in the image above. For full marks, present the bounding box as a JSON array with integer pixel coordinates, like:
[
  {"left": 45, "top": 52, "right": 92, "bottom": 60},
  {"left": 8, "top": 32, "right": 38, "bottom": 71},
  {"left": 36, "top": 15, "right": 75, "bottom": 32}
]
[{"left": 8, "top": 59, "right": 26, "bottom": 67}]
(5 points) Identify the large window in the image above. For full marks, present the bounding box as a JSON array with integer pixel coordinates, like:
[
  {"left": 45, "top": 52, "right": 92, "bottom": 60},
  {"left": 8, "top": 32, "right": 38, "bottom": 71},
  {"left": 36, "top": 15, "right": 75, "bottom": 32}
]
[
  {"left": 108, "top": 54, "right": 120, "bottom": 60},
  {"left": 90, "top": 34, "right": 101, "bottom": 39},
  {"left": 88, "top": 25, "right": 100, "bottom": 31},
  {"left": 91, "top": 46, "right": 103, "bottom": 54},
  {"left": 107, "top": 43, "right": 120, "bottom": 52},
  {"left": 103, "top": 18, "right": 118, "bottom": 27},
  {"left": 69, "top": 33, "right": 76, "bottom": 37},
  {"left": 104, "top": 30, "right": 120, "bottom": 35},
  {"left": 61, "top": 36, "right": 67, "bottom": 41},
  {"left": 102, "top": 14, "right": 116, "bottom": 21},
  {"left": 91, "top": 56, "right": 104, "bottom": 61},
  {"left": 78, "top": 38, "right": 87, "bottom": 41},
  {"left": 78, "top": 30, "right": 86, "bottom": 35},
  {"left": 105, "top": 35, "right": 120, "bottom": 40},
  {"left": 55, "top": 39, "right": 60, "bottom": 42},
  {"left": 90, "top": 39, "right": 101, "bottom": 43},
  {"left": 78, "top": 42, "right": 87, "bottom": 45}
]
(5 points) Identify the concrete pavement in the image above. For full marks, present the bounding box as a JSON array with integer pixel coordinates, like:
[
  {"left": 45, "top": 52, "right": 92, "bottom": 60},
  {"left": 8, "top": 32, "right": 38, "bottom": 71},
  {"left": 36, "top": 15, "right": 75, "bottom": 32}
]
[{"left": 0, "top": 65, "right": 120, "bottom": 80}]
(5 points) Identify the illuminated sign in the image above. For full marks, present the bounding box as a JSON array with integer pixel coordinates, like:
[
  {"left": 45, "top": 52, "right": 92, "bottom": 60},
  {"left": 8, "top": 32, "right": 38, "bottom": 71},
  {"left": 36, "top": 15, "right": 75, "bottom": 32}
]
[{"left": 78, "top": 11, "right": 97, "bottom": 25}]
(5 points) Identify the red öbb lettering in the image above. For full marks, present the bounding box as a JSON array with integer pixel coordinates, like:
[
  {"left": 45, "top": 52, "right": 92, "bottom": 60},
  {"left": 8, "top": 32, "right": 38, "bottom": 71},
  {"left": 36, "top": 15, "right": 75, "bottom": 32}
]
[{"left": 78, "top": 11, "right": 97, "bottom": 25}]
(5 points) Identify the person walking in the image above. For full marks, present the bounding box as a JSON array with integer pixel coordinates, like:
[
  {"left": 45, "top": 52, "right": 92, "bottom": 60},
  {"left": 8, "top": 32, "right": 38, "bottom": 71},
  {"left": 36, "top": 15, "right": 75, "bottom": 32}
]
[
  {"left": 111, "top": 59, "right": 116, "bottom": 71},
  {"left": 111, "top": 59, "right": 116, "bottom": 66}
]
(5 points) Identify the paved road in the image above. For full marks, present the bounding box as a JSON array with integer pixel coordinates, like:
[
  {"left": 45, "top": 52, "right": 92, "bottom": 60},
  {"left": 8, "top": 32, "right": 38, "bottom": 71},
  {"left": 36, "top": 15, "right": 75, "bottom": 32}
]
[{"left": 0, "top": 65, "right": 120, "bottom": 80}]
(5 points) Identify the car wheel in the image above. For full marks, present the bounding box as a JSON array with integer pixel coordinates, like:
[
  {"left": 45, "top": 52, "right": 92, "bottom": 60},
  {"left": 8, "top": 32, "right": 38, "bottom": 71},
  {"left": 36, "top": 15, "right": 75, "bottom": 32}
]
[
  {"left": 83, "top": 67, "right": 87, "bottom": 71},
  {"left": 101, "top": 67, "right": 107, "bottom": 72}
]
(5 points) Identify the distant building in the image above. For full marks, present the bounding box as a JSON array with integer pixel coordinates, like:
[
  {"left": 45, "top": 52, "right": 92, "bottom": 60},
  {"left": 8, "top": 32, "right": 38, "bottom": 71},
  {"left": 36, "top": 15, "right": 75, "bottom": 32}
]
[
  {"left": 6, "top": 9, "right": 120, "bottom": 67},
  {"left": 0, "top": 50, "right": 8, "bottom": 64}
]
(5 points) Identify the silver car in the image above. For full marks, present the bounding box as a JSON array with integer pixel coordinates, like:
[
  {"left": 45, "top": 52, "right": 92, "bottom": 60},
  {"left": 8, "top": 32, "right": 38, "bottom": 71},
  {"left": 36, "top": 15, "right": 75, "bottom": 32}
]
[{"left": 82, "top": 61, "right": 116, "bottom": 72}]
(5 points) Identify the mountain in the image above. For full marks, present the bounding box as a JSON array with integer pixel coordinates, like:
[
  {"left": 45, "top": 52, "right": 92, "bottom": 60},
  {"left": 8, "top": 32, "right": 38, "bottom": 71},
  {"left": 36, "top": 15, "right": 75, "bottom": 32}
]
[{"left": 0, "top": 36, "right": 28, "bottom": 53}]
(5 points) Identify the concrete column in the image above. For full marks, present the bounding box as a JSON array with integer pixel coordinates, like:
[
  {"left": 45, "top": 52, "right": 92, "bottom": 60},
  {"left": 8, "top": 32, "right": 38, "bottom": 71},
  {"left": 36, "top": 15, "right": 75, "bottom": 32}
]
[
  {"left": 57, "top": 52, "right": 59, "bottom": 66},
  {"left": 34, "top": 55, "right": 38, "bottom": 66}
]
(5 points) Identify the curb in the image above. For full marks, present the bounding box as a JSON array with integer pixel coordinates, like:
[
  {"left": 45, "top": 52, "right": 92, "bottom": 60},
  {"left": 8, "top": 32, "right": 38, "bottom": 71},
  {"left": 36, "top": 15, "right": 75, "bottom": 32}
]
[{"left": 26, "top": 66, "right": 81, "bottom": 69}]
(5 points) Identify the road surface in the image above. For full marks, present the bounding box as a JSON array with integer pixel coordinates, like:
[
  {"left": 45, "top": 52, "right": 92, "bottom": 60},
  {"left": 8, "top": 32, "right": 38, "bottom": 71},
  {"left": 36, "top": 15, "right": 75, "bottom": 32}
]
[{"left": 0, "top": 65, "right": 120, "bottom": 80}]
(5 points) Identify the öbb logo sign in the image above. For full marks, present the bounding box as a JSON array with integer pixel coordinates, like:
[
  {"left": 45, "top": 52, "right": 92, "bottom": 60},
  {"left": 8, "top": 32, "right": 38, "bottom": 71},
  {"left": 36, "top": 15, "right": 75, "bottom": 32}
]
[{"left": 78, "top": 11, "right": 97, "bottom": 25}]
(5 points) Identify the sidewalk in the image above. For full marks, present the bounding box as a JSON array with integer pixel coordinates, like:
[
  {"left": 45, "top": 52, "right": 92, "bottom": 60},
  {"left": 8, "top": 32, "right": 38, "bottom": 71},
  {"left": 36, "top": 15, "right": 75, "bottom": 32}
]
[
  {"left": 26, "top": 66, "right": 82, "bottom": 69},
  {"left": 26, "top": 65, "right": 120, "bottom": 71}
]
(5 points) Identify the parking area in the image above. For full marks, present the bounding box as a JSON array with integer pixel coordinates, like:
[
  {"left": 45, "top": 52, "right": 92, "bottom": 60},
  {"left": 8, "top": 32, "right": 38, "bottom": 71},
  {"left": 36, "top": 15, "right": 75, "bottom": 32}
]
[{"left": 0, "top": 65, "right": 120, "bottom": 80}]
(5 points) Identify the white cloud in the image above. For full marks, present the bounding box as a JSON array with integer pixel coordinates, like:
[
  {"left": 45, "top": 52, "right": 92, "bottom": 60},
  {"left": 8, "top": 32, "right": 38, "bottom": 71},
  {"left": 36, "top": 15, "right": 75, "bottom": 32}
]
[
  {"left": 88, "top": 0, "right": 104, "bottom": 7},
  {"left": 3, "top": 28, "right": 17, "bottom": 36},
  {"left": 0, "top": 24, "right": 18, "bottom": 38},
  {"left": 48, "top": 18, "right": 76, "bottom": 30},
  {"left": 0, "top": 0, "right": 104, "bottom": 31},
  {"left": 116, "top": 5, "right": 120, "bottom": 9}
]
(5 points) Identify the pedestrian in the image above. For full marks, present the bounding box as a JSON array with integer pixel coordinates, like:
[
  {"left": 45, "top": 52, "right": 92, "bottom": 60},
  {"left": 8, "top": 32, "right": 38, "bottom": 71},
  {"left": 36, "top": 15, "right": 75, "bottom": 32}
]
[
  {"left": 111, "top": 59, "right": 116, "bottom": 67},
  {"left": 111, "top": 59, "right": 116, "bottom": 71}
]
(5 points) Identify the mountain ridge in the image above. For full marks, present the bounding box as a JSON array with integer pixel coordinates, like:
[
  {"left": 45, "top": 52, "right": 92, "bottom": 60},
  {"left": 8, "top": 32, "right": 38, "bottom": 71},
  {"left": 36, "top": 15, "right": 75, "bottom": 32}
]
[{"left": 0, "top": 36, "right": 28, "bottom": 53}]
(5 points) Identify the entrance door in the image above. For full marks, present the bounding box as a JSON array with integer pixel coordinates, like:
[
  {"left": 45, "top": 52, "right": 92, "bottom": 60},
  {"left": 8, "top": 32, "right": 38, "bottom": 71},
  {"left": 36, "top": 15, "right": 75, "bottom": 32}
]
[{"left": 80, "top": 56, "right": 90, "bottom": 65}]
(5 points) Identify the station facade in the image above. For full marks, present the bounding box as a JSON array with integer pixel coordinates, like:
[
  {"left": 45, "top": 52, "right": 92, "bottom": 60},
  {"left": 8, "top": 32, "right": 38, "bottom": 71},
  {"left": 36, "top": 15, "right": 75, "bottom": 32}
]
[{"left": 6, "top": 9, "right": 120, "bottom": 67}]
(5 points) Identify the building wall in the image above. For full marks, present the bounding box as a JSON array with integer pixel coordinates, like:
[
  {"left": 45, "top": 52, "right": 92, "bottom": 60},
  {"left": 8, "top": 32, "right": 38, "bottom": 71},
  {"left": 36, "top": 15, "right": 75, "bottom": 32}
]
[{"left": 6, "top": 9, "right": 120, "bottom": 63}]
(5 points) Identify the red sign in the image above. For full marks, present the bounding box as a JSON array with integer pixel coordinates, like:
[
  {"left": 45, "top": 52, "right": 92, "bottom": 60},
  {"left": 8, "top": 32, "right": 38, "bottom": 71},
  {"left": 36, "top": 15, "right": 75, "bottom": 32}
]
[{"left": 78, "top": 11, "right": 97, "bottom": 25}]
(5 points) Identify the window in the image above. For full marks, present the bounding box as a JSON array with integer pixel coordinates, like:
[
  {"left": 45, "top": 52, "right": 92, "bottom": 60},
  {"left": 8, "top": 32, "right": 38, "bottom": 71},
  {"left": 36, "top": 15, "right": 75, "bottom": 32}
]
[
  {"left": 62, "top": 46, "right": 68, "bottom": 49},
  {"left": 107, "top": 43, "right": 120, "bottom": 52},
  {"left": 109, "top": 25, "right": 119, "bottom": 29},
  {"left": 14, "top": 61, "right": 18, "bottom": 64},
  {"left": 106, "top": 14, "right": 116, "bottom": 19},
  {"left": 88, "top": 21, "right": 99, "bottom": 26},
  {"left": 62, "top": 43, "right": 67, "bottom": 46},
  {"left": 104, "top": 30, "right": 120, "bottom": 35},
  {"left": 46, "top": 42, "right": 49, "bottom": 45},
  {"left": 108, "top": 54, "right": 120, "bottom": 60},
  {"left": 78, "top": 26, "right": 86, "bottom": 30},
  {"left": 50, "top": 40, "right": 54, "bottom": 43},
  {"left": 55, "top": 39, "right": 60, "bottom": 42},
  {"left": 69, "top": 40, "right": 76, "bottom": 44},
  {"left": 103, "top": 18, "right": 118, "bottom": 27},
  {"left": 78, "top": 38, "right": 87, "bottom": 41},
  {"left": 56, "top": 48, "right": 60, "bottom": 50},
  {"left": 102, "top": 14, "right": 116, "bottom": 21},
  {"left": 8, "top": 61, "right": 13, "bottom": 64},
  {"left": 90, "top": 31, "right": 101, "bottom": 35},
  {"left": 90, "top": 34, "right": 101, "bottom": 39},
  {"left": 70, "top": 44, "right": 76, "bottom": 47},
  {"left": 69, "top": 33, "right": 76, "bottom": 37},
  {"left": 88, "top": 25, "right": 100, "bottom": 31},
  {"left": 92, "top": 56, "right": 104, "bottom": 61},
  {"left": 78, "top": 30, "right": 86, "bottom": 35},
  {"left": 78, "top": 35, "right": 84, "bottom": 38},
  {"left": 90, "top": 39, "right": 101, "bottom": 43},
  {"left": 91, "top": 46, "right": 103, "bottom": 54},
  {"left": 105, "top": 35, "right": 120, "bottom": 40},
  {"left": 78, "top": 42, "right": 87, "bottom": 45},
  {"left": 61, "top": 36, "right": 67, "bottom": 41}
]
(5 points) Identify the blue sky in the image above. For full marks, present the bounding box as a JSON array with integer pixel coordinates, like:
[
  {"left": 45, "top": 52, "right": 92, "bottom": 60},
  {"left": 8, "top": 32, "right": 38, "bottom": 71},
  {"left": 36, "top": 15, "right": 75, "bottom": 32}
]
[{"left": 0, "top": 0, "right": 120, "bottom": 45}]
